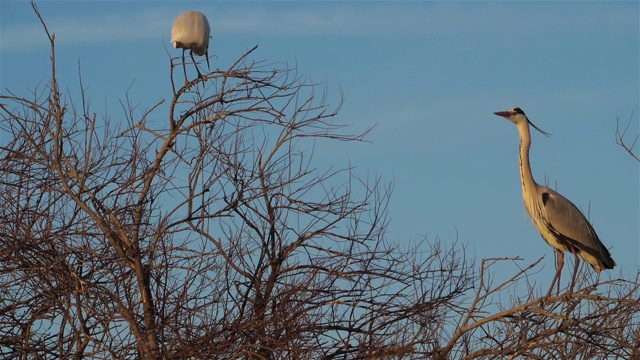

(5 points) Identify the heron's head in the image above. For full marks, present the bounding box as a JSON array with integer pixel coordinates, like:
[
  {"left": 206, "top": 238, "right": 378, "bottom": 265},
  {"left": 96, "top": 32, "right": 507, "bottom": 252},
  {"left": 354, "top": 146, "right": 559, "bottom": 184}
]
[{"left": 493, "top": 107, "right": 550, "bottom": 136}]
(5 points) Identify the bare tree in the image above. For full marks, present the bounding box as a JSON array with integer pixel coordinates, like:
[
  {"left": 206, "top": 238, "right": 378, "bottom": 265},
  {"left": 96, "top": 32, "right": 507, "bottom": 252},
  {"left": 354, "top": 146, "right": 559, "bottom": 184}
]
[
  {"left": 1, "top": 3, "right": 638, "bottom": 359},
  {"left": 433, "top": 257, "right": 640, "bottom": 359},
  {"left": 0, "top": 4, "right": 473, "bottom": 359}
]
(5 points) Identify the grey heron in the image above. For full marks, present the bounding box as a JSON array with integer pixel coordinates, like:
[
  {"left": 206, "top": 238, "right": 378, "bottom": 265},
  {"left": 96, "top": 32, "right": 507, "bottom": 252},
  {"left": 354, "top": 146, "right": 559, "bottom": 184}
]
[
  {"left": 171, "top": 11, "right": 210, "bottom": 80},
  {"left": 494, "top": 107, "right": 616, "bottom": 296}
]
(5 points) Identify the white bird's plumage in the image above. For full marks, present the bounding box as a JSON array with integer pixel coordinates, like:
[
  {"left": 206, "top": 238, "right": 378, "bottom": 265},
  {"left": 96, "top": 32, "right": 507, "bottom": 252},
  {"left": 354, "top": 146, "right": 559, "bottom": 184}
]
[
  {"left": 494, "top": 107, "right": 615, "bottom": 296},
  {"left": 171, "top": 11, "right": 210, "bottom": 56},
  {"left": 171, "top": 11, "right": 210, "bottom": 78}
]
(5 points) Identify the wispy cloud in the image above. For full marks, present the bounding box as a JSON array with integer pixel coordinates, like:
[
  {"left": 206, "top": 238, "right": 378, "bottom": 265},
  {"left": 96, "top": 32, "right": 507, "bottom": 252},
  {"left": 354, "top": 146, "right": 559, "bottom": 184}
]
[
  {"left": 213, "top": 3, "right": 636, "bottom": 38},
  {"left": 214, "top": 5, "right": 430, "bottom": 37},
  {"left": 1, "top": 7, "right": 173, "bottom": 52},
  {"left": 2, "top": 3, "right": 636, "bottom": 52}
]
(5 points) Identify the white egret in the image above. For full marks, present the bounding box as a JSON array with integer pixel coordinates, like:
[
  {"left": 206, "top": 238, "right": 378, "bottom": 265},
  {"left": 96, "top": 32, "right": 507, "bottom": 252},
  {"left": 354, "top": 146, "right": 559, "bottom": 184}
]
[{"left": 171, "top": 11, "right": 210, "bottom": 80}]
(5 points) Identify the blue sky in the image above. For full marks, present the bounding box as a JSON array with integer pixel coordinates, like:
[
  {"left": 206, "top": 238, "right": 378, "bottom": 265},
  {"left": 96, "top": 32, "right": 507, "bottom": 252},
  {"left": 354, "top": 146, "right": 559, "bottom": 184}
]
[{"left": 2, "top": 1, "right": 638, "bottom": 291}]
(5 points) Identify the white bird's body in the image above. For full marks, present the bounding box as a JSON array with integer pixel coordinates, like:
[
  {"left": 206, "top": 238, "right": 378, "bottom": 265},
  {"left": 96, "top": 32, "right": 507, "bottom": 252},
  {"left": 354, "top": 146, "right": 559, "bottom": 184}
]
[
  {"left": 494, "top": 107, "right": 615, "bottom": 296},
  {"left": 171, "top": 11, "right": 210, "bottom": 57},
  {"left": 171, "top": 11, "right": 210, "bottom": 78}
]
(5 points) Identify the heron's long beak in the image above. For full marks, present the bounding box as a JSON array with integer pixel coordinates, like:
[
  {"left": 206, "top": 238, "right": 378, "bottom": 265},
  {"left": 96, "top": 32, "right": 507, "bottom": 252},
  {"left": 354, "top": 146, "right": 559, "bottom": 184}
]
[
  {"left": 493, "top": 110, "right": 551, "bottom": 137},
  {"left": 493, "top": 110, "right": 512, "bottom": 117}
]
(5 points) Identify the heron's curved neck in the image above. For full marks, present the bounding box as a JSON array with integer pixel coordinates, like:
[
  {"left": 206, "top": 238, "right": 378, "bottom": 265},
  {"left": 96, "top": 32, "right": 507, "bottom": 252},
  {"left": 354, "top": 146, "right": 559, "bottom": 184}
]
[{"left": 518, "top": 123, "right": 538, "bottom": 195}]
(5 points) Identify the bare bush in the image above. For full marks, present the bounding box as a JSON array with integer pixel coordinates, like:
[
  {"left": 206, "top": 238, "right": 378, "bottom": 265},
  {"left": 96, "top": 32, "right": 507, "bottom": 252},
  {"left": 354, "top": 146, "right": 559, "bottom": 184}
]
[{"left": 1, "top": 3, "right": 638, "bottom": 359}]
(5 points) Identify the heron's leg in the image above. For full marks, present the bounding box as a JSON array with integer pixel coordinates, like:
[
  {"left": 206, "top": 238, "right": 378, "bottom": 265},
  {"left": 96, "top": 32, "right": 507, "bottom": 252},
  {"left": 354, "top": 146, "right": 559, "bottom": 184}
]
[
  {"left": 190, "top": 50, "right": 203, "bottom": 79},
  {"left": 181, "top": 49, "right": 188, "bottom": 86},
  {"left": 546, "top": 249, "right": 564, "bottom": 297},
  {"left": 551, "top": 250, "right": 564, "bottom": 296},
  {"left": 569, "top": 246, "right": 580, "bottom": 294}
]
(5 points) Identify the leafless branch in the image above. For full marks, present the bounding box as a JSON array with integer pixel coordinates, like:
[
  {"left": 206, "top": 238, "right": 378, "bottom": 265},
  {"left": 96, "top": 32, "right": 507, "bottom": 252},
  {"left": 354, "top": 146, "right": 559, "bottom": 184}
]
[{"left": 615, "top": 112, "right": 639, "bottom": 162}]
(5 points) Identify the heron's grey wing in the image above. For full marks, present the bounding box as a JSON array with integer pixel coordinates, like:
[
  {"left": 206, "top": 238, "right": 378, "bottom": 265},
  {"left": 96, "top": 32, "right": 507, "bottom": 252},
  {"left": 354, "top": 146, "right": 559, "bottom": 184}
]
[{"left": 540, "top": 187, "right": 614, "bottom": 266}]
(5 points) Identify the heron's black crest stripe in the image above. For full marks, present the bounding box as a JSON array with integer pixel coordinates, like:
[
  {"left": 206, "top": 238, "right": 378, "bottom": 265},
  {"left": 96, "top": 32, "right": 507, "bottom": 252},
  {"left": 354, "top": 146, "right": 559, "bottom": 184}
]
[{"left": 513, "top": 107, "right": 525, "bottom": 115}]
